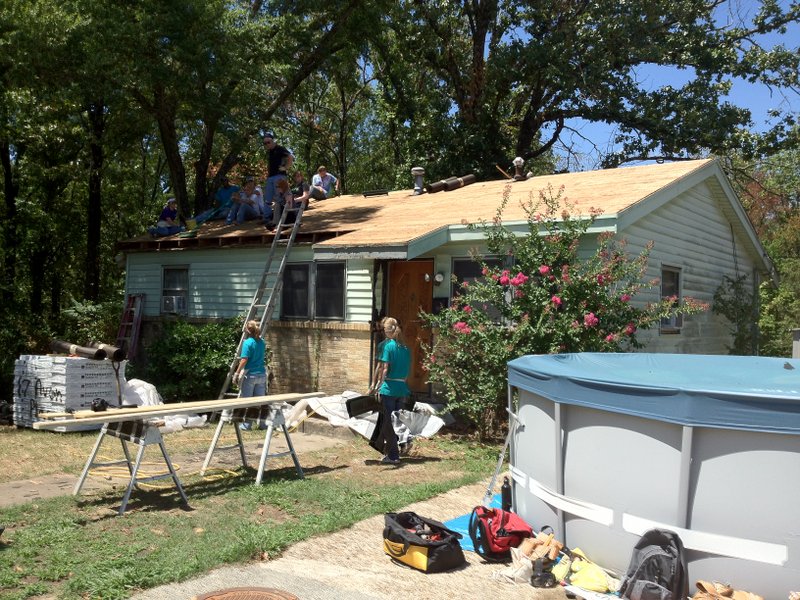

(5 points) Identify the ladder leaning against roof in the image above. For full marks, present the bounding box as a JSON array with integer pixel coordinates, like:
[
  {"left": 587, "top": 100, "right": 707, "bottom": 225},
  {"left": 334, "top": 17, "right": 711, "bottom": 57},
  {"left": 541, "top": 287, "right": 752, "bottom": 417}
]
[{"left": 218, "top": 203, "right": 306, "bottom": 399}]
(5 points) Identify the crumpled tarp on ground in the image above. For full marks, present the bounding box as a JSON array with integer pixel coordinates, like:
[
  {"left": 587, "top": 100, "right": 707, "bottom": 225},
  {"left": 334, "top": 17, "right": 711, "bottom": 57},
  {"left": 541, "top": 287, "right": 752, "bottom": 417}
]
[{"left": 293, "top": 390, "right": 448, "bottom": 443}]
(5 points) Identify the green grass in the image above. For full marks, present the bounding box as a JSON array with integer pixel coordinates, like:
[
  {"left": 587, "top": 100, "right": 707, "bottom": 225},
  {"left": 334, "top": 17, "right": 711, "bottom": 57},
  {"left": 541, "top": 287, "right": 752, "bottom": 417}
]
[{"left": 0, "top": 436, "right": 498, "bottom": 599}]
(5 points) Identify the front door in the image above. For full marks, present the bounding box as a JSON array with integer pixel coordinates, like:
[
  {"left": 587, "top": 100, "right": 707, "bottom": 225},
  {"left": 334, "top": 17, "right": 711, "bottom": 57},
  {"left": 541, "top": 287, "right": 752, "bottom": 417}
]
[{"left": 387, "top": 260, "right": 433, "bottom": 393}]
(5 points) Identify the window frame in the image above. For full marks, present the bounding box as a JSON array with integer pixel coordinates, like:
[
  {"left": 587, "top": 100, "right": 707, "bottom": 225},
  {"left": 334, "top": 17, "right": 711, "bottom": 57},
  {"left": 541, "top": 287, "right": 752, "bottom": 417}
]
[
  {"left": 161, "top": 265, "right": 189, "bottom": 315},
  {"left": 451, "top": 256, "right": 505, "bottom": 321},
  {"left": 280, "top": 261, "right": 346, "bottom": 321},
  {"left": 660, "top": 265, "right": 683, "bottom": 333}
]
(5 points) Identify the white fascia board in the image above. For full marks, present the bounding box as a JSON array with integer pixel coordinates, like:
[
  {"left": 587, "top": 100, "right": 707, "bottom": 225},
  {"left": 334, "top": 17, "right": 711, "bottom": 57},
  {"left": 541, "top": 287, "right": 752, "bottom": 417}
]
[
  {"left": 312, "top": 245, "right": 408, "bottom": 260},
  {"left": 408, "top": 217, "right": 617, "bottom": 258}
]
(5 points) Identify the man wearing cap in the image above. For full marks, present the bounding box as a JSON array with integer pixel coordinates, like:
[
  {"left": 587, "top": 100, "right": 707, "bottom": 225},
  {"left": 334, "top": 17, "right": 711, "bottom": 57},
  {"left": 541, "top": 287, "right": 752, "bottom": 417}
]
[
  {"left": 193, "top": 176, "right": 240, "bottom": 225},
  {"left": 262, "top": 133, "right": 293, "bottom": 224},
  {"left": 309, "top": 165, "right": 339, "bottom": 200}
]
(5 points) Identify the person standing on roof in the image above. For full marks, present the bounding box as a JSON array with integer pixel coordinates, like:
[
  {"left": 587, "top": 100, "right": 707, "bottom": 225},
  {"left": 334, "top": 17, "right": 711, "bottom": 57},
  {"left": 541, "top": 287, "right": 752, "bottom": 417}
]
[
  {"left": 367, "top": 317, "right": 411, "bottom": 465},
  {"left": 309, "top": 165, "right": 339, "bottom": 201},
  {"left": 262, "top": 133, "right": 293, "bottom": 225}
]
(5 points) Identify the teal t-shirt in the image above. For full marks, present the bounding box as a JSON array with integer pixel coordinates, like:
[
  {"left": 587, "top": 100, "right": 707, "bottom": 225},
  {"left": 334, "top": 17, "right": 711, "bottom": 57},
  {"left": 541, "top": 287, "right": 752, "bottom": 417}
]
[
  {"left": 378, "top": 339, "right": 411, "bottom": 397},
  {"left": 241, "top": 337, "right": 266, "bottom": 375}
]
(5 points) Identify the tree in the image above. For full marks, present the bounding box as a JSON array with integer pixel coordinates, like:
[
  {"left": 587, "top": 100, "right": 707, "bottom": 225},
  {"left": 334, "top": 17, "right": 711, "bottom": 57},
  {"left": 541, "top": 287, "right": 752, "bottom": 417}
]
[
  {"left": 422, "top": 185, "right": 707, "bottom": 438},
  {"left": 387, "top": 0, "right": 799, "bottom": 174}
]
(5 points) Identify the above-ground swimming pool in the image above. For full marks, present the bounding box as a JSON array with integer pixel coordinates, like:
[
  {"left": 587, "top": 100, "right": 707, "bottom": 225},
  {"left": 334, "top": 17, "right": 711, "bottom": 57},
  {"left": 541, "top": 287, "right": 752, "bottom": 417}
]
[{"left": 508, "top": 353, "right": 800, "bottom": 598}]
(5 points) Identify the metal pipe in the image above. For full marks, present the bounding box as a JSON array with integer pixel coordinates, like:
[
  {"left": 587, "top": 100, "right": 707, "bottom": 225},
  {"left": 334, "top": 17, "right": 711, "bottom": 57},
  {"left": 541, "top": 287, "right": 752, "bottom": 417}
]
[
  {"left": 424, "top": 177, "right": 460, "bottom": 194},
  {"left": 411, "top": 167, "right": 425, "bottom": 195},
  {"left": 51, "top": 339, "right": 106, "bottom": 360},
  {"left": 443, "top": 174, "right": 476, "bottom": 191}
]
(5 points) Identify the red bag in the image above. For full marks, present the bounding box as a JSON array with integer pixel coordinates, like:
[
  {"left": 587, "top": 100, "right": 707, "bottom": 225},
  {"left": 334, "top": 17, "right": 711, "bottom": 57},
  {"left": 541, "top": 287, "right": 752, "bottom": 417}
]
[{"left": 468, "top": 506, "right": 532, "bottom": 561}]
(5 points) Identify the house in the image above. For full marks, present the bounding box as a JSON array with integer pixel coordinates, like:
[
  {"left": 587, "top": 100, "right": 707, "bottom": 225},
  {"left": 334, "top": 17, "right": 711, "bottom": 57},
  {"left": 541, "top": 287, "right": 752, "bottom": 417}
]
[{"left": 119, "top": 158, "right": 774, "bottom": 397}]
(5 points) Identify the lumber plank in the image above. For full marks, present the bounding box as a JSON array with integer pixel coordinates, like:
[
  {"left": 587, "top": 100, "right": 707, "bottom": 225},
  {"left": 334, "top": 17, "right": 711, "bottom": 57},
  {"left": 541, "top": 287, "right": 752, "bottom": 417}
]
[
  {"left": 37, "top": 392, "right": 323, "bottom": 420},
  {"left": 32, "top": 392, "right": 325, "bottom": 431}
]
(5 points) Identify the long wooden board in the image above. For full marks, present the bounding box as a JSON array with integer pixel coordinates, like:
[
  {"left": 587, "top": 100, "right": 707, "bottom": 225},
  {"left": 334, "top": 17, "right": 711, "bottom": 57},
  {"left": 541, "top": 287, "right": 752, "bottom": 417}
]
[{"left": 32, "top": 392, "right": 324, "bottom": 431}]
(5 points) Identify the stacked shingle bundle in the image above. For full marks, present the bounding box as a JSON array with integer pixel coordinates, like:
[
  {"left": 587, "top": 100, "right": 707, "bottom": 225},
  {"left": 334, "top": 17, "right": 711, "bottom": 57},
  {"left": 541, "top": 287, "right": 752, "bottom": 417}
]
[{"left": 13, "top": 355, "right": 127, "bottom": 431}]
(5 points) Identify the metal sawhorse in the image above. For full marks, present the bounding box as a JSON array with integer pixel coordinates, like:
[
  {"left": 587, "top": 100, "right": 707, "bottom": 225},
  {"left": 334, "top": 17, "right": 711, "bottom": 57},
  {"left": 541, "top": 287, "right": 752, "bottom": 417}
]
[
  {"left": 74, "top": 419, "right": 190, "bottom": 515},
  {"left": 201, "top": 404, "right": 303, "bottom": 485}
]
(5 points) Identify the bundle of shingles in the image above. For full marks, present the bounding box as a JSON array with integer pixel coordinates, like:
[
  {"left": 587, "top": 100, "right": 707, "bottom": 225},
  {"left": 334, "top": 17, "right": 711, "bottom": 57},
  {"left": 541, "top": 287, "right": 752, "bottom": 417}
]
[{"left": 13, "top": 354, "right": 127, "bottom": 431}]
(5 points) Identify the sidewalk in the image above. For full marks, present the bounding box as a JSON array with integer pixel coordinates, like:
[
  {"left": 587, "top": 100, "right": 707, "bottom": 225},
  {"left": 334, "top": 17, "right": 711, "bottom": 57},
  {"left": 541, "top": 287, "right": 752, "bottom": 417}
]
[{"left": 131, "top": 482, "right": 567, "bottom": 600}]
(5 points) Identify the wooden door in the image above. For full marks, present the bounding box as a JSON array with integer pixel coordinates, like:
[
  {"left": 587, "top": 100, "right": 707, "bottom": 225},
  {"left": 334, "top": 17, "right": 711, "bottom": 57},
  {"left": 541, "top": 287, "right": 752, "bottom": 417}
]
[{"left": 387, "top": 260, "right": 433, "bottom": 393}]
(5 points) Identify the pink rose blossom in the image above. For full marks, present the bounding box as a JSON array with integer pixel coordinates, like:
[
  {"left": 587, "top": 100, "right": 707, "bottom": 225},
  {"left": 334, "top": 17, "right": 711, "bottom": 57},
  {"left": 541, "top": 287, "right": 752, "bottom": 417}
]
[
  {"left": 510, "top": 272, "right": 529, "bottom": 286},
  {"left": 453, "top": 321, "right": 472, "bottom": 334},
  {"left": 551, "top": 295, "right": 562, "bottom": 307},
  {"left": 499, "top": 275, "right": 510, "bottom": 285},
  {"left": 481, "top": 267, "right": 489, "bottom": 276},
  {"left": 571, "top": 320, "right": 580, "bottom": 329},
  {"left": 584, "top": 312, "right": 599, "bottom": 328},
  {"left": 463, "top": 305, "right": 473, "bottom": 313},
  {"left": 605, "top": 334, "right": 618, "bottom": 342},
  {"left": 514, "top": 289, "right": 524, "bottom": 298},
  {"left": 625, "top": 322, "right": 636, "bottom": 335},
  {"left": 620, "top": 294, "right": 631, "bottom": 303},
  {"left": 539, "top": 265, "right": 550, "bottom": 275}
]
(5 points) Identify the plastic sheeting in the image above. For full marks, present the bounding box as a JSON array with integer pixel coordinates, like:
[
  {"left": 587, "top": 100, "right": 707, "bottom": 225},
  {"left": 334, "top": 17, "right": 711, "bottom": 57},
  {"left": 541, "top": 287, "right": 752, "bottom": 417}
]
[{"left": 508, "top": 353, "right": 800, "bottom": 434}]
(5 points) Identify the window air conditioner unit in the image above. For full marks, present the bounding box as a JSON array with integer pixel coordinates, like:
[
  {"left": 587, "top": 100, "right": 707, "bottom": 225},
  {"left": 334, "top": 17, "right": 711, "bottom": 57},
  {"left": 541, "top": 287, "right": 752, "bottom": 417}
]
[{"left": 162, "top": 295, "right": 187, "bottom": 314}]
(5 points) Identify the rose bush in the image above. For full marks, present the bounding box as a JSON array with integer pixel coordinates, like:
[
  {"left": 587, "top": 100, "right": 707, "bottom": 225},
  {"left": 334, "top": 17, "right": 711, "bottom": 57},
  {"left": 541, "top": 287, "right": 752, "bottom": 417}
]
[{"left": 422, "top": 184, "right": 708, "bottom": 439}]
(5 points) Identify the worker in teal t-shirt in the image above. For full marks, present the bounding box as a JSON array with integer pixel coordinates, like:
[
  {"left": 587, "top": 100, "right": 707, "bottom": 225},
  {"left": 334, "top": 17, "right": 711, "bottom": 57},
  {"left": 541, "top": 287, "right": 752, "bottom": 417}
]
[
  {"left": 368, "top": 317, "right": 411, "bottom": 464},
  {"left": 233, "top": 320, "right": 267, "bottom": 430}
]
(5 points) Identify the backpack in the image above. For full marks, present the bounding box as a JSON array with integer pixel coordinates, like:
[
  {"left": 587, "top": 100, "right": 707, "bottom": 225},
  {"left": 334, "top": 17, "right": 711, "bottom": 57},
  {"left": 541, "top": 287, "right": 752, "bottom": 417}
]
[
  {"left": 468, "top": 505, "right": 532, "bottom": 561},
  {"left": 619, "top": 528, "right": 689, "bottom": 600}
]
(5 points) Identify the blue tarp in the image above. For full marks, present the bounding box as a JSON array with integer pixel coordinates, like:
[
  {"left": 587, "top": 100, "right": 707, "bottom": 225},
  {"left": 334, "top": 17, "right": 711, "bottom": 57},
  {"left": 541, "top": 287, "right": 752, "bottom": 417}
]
[{"left": 508, "top": 353, "right": 800, "bottom": 434}]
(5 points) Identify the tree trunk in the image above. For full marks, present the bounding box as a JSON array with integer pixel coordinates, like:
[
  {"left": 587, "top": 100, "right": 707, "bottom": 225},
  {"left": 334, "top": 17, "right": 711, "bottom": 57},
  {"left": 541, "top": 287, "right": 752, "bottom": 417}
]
[
  {"left": 84, "top": 99, "right": 105, "bottom": 302},
  {"left": 0, "top": 139, "right": 20, "bottom": 307},
  {"left": 193, "top": 119, "right": 217, "bottom": 216},
  {"left": 153, "top": 88, "right": 189, "bottom": 217}
]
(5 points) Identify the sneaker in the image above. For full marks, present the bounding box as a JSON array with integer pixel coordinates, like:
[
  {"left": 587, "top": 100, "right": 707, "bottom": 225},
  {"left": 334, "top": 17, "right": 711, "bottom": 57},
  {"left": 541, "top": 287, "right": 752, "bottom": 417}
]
[
  {"left": 381, "top": 456, "right": 400, "bottom": 465},
  {"left": 239, "top": 422, "right": 252, "bottom": 431}
]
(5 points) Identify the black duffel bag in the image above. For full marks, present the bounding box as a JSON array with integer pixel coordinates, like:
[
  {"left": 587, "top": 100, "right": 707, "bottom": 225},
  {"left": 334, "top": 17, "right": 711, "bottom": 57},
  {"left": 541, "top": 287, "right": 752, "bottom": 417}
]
[{"left": 383, "top": 511, "right": 466, "bottom": 573}]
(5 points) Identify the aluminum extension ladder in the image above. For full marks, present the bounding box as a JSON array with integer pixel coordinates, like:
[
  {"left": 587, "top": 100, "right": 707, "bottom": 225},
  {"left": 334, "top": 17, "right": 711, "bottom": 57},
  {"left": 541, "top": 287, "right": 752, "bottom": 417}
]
[{"left": 217, "top": 202, "right": 306, "bottom": 400}]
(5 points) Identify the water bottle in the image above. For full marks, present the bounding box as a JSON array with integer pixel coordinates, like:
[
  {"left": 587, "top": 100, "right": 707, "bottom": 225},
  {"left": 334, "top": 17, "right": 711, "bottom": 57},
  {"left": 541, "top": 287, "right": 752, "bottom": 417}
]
[{"left": 501, "top": 476, "right": 512, "bottom": 512}]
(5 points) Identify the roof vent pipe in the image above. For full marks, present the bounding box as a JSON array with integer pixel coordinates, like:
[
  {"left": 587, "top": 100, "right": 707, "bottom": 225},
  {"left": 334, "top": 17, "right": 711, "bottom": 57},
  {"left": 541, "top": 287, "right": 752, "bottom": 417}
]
[
  {"left": 411, "top": 167, "right": 425, "bottom": 195},
  {"left": 513, "top": 157, "right": 527, "bottom": 181}
]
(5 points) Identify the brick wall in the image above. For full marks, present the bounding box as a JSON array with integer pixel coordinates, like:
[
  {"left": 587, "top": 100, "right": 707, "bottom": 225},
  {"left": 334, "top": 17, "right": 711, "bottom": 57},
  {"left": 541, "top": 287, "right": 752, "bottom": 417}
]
[
  {"left": 137, "top": 318, "right": 372, "bottom": 396},
  {"left": 266, "top": 321, "right": 372, "bottom": 395}
]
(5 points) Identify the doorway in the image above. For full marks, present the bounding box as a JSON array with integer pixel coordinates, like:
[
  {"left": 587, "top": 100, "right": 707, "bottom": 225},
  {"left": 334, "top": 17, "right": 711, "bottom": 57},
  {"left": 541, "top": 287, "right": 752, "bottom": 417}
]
[{"left": 387, "top": 260, "right": 434, "bottom": 393}]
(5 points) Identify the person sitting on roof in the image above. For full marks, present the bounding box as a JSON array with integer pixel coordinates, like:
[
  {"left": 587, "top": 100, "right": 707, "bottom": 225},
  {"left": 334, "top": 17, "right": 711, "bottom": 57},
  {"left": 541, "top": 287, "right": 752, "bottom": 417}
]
[
  {"left": 148, "top": 197, "right": 184, "bottom": 237},
  {"left": 309, "top": 165, "right": 339, "bottom": 200},
  {"left": 226, "top": 177, "right": 263, "bottom": 225},
  {"left": 193, "top": 176, "right": 240, "bottom": 225},
  {"left": 291, "top": 171, "right": 311, "bottom": 205}
]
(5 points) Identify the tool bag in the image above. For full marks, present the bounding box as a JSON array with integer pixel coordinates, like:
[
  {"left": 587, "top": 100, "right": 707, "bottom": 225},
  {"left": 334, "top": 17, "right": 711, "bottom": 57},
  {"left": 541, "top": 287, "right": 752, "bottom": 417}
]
[
  {"left": 383, "top": 512, "right": 466, "bottom": 573},
  {"left": 468, "top": 505, "right": 533, "bottom": 562}
]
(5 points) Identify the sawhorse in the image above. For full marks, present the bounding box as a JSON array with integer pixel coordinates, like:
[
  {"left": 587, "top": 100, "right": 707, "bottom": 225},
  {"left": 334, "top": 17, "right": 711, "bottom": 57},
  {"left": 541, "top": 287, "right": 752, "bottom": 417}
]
[
  {"left": 201, "top": 404, "right": 303, "bottom": 485},
  {"left": 74, "top": 420, "right": 190, "bottom": 516}
]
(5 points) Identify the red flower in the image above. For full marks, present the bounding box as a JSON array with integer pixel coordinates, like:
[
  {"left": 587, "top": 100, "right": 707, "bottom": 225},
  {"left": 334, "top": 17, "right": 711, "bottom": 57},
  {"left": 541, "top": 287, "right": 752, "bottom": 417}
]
[
  {"left": 453, "top": 321, "right": 472, "bottom": 334},
  {"left": 625, "top": 322, "right": 636, "bottom": 335},
  {"left": 551, "top": 295, "right": 562, "bottom": 307},
  {"left": 539, "top": 265, "right": 550, "bottom": 275},
  {"left": 620, "top": 294, "right": 632, "bottom": 303},
  {"left": 584, "top": 312, "right": 599, "bottom": 328}
]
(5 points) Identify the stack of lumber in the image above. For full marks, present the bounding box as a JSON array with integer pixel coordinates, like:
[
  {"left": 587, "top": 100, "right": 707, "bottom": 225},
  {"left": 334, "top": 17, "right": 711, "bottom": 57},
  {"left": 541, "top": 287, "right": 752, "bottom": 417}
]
[{"left": 13, "top": 355, "right": 127, "bottom": 431}]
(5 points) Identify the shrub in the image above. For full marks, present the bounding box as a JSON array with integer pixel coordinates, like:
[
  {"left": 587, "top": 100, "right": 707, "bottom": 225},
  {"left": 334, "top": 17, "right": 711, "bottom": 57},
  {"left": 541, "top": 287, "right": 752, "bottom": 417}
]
[
  {"left": 134, "top": 318, "right": 242, "bottom": 402},
  {"left": 422, "top": 184, "right": 707, "bottom": 439}
]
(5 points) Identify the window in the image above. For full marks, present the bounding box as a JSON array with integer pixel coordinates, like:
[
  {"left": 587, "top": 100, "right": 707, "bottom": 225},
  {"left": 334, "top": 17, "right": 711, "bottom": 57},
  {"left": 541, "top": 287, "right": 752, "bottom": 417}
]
[
  {"left": 161, "top": 266, "right": 188, "bottom": 315},
  {"left": 281, "top": 262, "right": 346, "bottom": 320},
  {"left": 660, "top": 266, "right": 683, "bottom": 332},
  {"left": 451, "top": 256, "right": 503, "bottom": 297},
  {"left": 452, "top": 256, "right": 503, "bottom": 320}
]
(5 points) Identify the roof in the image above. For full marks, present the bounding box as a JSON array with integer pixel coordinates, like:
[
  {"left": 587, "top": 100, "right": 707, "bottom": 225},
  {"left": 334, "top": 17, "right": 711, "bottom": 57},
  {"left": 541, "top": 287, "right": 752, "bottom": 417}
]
[{"left": 119, "top": 158, "right": 771, "bottom": 276}]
